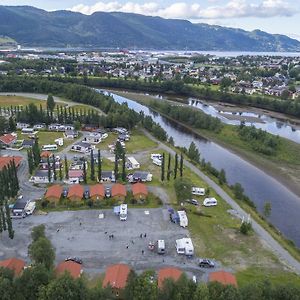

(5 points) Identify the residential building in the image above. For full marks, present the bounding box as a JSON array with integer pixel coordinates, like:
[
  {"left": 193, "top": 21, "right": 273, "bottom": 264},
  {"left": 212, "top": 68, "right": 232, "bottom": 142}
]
[
  {"left": 67, "top": 184, "right": 84, "bottom": 202},
  {"left": 158, "top": 267, "right": 182, "bottom": 289},
  {"left": 66, "top": 170, "right": 84, "bottom": 184},
  {"left": 29, "top": 170, "right": 52, "bottom": 184},
  {"left": 0, "top": 258, "right": 25, "bottom": 277},
  {"left": 0, "top": 156, "right": 22, "bottom": 171},
  {"left": 55, "top": 261, "right": 82, "bottom": 279},
  {"left": 101, "top": 170, "right": 115, "bottom": 182},
  {"left": 71, "top": 141, "right": 94, "bottom": 153},
  {"left": 83, "top": 132, "right": 102, "bottom": 144},
  {"left": 22, "top": 139, "right": 34, "bottom": 148},
  {"left": 64, "top": 130, "right": 78, "bottom": 139},
  {"left": 0, "top": 133, "right": 17, "bottom": 148},
  {"left": 131, "top": 171, "right": 152, "bottom": 182}
]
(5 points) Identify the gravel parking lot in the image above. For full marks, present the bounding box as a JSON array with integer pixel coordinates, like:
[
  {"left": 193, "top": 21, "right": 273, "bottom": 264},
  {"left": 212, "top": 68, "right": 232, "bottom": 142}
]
[{"left": 0, "top": 208, "right": 207, "bottom": 279}]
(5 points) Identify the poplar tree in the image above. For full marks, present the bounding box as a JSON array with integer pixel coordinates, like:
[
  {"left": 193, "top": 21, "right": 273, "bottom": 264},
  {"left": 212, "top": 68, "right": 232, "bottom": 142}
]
[
  {"left": 167, "top": 153, "right": 171, "bottom": 181},
  {"left": 122, "top": 152, "right": 126, "bottom": 181},
  {"left": 83, "top": 158, "right": 87, "bottom": 184},
  {"left": 27, "top": 150, "right": 34, "bottom": 175},
  {"left": 180, "top": 153, "right": 184, "bottom": 177},
  {"left": 64, "top": 156, "right": 69, "bottom": 179},
  {"left": 114, "top": 156, "right": 119, "bottom": 181},
  {"left": 59, "top": 162, "right": 63, "bottom": 181},
  {"left": 174, "top": 153, "right": 178, "bottom": 179},
  {"left": 161, "top": 153, "right": 165, "bottom": 182},
  {"left": 5, "top": 201, "right": 14, "bottom": 239},
  {"left": 90, "top": 149, "right": 95, "bottom": 181},
  {"left": 97, "top": 149, "right": 101, "bottom": 182},
  {"left": 32, "top": 139, "right": 41, "bottom": 167},
  {"left": 52, "top": 158, "right": 57, "bottom": 181},
  {"left": 47, "top": 156, "right": 51, "bottom": 183}
]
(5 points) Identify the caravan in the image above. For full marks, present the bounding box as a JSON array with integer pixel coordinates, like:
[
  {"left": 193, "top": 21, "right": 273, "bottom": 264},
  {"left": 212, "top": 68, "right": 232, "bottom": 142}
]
[
  {"left": 203, "top": 197, "right": 218, "bottom": 207},
  {"left": 177, "top": 211, "right": 188, "bottom": 228},
  {"left": 157, "top": 240, "right": 166, "bottom": 254},
  {"left": 42, "top": 144, "right": 58, "bottom": 151},
  {"left": 152, "top": 157, "right": 162, "bottom": 166},
  {"left": 192, "top": 187, "right": 205, "bottom": 196},
  {"left": 176, "top": 238, "right": 194, "bottom": 256}
]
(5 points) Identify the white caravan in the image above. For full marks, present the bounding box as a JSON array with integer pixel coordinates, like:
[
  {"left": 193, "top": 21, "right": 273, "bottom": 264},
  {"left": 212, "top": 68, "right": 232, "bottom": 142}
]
[
  {"left": 177, "top": 210, "right": 188, "bottom": 228},
  {"left": 119, "top": 204, "right": 128, "bottom": 221},
  {"left": 203, "top": 197, "right": 218, "bottom": 207},
  {"left": 192, "top": 187, "right": 205, "bottom": 196},
  {"left": 176, "top": 238, "right": 194, "bottom": 256}
]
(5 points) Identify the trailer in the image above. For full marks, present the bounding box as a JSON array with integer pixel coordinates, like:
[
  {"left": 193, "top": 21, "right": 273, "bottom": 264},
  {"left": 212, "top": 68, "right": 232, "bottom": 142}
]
[
  {"left": 176, "top": 238, "right": 194, "bottom": 256},
  {"left": 127, "top": 156, "right": 140, "bottom": 169},
  {"left": 157, "top": 240, "right": 166, "bottom": 254},
  {"left": 192, "top": 187, "right": 205, "bottom": 196},
  {"left": 119, "top": 204, "right": 128, "bottom": 221},
  {"left": 203, "top": 197, "right": 218, "bottom": 207},
  {"left": 152, "top": 157, "right": 162, "bottom": 166},
  {"left": 177, "top": 210, "right": 188, "bottom": 228}
]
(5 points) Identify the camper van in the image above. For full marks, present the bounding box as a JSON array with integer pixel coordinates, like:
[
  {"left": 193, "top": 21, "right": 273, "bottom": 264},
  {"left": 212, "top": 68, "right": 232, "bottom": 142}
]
[
  {"left": 177, "top": 211, "right": 188, "bottom": 228},
  {"left": 119, "top": 204, "right": 128, "bottom": 221},
  {"left": 192, "top": 187, "right": 205, "bottom": 196},
  {"left": 203, "top": 197, "right": 218, "bottom": 207},
  {"left": 152, "top": 157, "right": 162, "bottom": 166},
  {"left": 176, "top": 238, "right": 194, "bottom": 256},
  {"left": 157, "top": 240, "right": 166, "bottom": 254}
]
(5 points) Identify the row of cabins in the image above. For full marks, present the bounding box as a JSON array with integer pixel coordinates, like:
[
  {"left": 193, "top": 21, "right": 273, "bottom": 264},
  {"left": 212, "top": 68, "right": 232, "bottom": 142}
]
[
  {"left": 45, "top": 183, "right": 148, "bottom": 203},
  {"left": 0, "top": 258, "right": 237, "bottom": 297}
]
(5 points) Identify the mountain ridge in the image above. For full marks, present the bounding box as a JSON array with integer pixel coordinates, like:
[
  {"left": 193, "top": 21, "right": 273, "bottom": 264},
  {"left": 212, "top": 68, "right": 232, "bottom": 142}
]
[{"left": 0, "top": 5, "right": 299, "bottom": 51}]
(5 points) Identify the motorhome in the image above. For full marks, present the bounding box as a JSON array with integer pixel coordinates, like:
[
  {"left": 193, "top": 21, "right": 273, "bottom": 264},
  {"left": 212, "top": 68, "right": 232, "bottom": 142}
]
[
  {"left": 192, "top": 187, "right": 205, "bottom": 196},
  {"left": 203, "top": 197, "right": 218, "bottom": 207},
  {"left": 42, "top": 144, "right": 58, "bottom": 151},
  {"left": 119, "top": 204, "right": 128, "bottom": 221},
  {"left": 151, "top": 154, "right": 162, "bottom": 160},
  {"left": 127, "top": 157, "right": 140, "bottom": 169},
  {"left": 25, "top": 201, "right": 36, "bottom": 215},
  {"left": 176, "top": 238, "right": 194, "bottom": 256},
  {"left": 157, "top": 240, "right": 166, "bottom": 254},
  {"left": 21, "top": 128, "right": 35, "bottom": 135},
  {"left": 177, "top": 211, "right": 188, "bottom": 228}
]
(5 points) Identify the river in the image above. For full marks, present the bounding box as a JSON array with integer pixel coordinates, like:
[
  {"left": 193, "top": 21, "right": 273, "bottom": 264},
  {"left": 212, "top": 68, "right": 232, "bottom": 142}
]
[
  {"left": 106, "top": 91, "right": 300, "bottom": 247},
  {"left": 189, "top": 99, "right": 300, "bottom": 144}
]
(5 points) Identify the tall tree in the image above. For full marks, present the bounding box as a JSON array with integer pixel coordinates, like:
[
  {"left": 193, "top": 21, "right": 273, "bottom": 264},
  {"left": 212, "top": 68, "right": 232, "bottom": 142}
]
[
  {"left": 90, "top": 150, "right": 95, "bottom": 181},
  {"left": 46, "top": 94, "right": 55, "bottom": 113},
  {"left": 114, "top": 156, "right": 119, "bottom": 181},
  {"left": 167, "top": 153, "right": 171, "bottom": 181},
  {"left": 59, "top": 162, "right": 63, "bottom": 181},
  {"left": 47, "top": 156, "right": 51, "bottom": 183},
  {"left": 179, "top": 153, "right": 184, "bottom": 177},
  {"left": 64, "top": 156, "right": 69, "bottom": 180},
  {"left": 218, "top": 169, "right": 227, "bottom": 185},
  {"left": 52, "top": 158, "right": 57, "bottom": 181},
  {"left": 8, "top": 116, "right": 16, "bottom": 132},
  {"left": 188, "top": 141, "right": 200, "bottom": 163},
  {"left": 32, "top": 139, "right": 41, "bottom": 167},
  {"left": 27, "top": 150, "right": 34, "bottom": 174},
  {"left": 83, "top": 158, "right": 87, "bottom": 184},
  {"left": 97, "top": 149, "right": 101, "bottom": 182},
  {"left": 122, "top": 152, "right": 126, "bottom": 181},
  {"left": 5, "top": 200, "right": 14, "bottom": 239},
  {"left": 174, "top": 153, "right": 178, "bottom": 179},
  {"left": 161, "top": 153, "right": 165, "bottom": 182}
]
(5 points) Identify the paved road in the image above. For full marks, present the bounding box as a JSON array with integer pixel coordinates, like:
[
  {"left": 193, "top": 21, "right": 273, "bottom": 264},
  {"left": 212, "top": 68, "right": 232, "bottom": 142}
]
[{"left": 142, "top": 129, "right": 300, "bottom": 275}]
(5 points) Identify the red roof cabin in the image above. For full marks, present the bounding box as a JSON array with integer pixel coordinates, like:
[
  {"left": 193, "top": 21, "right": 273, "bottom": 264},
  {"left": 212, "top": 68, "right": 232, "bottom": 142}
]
[
  {"left": 132, "top": 183, "right": 148, "bottom": 200},
  {"left": 0, "top": 133, "right": 17, "bottom": 147},
  {"left": 67, "top": 184, "right": 84, "bottom": 202},
  {"left": 209, "top": 271, "right": 238, "bottom": 287},
  {"left": 0, "top": 258, "right": 25, "bottom": 277},
  {"left": 111, "top": 184, "right": 127, "bottom": 201},
  {"left": 44, "top": 185, "right": 63, "bottom": 203},
  {"left": 103, "top": 264, "right": 131, "bottom": 297},
  {"left": 158, "top": 267, "right": 182, "bottom": 289},
  {"left": 55, "top": 261, "right": 82, "bottom": 279},
  {"left": 90, "top": 184, "right": 105, "bottom": 201}
]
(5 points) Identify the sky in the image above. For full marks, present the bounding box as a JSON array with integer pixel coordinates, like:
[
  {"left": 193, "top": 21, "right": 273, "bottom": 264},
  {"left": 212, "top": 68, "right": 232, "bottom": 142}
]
[{"left": 1, "top": 0, "right": 300, "bottom": 40}]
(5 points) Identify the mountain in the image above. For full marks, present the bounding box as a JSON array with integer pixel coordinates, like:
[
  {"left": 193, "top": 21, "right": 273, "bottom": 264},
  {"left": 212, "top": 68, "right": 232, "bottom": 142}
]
[{"left": 0, "top": 5, "right": 299, "bottom": 51}]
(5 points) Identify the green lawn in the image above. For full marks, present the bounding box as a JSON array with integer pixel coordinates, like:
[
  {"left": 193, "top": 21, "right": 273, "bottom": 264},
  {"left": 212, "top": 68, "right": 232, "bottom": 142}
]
[
  {"left": 0, "top": 95, "right": 46, "bottom": 107},
  {"left": 125, "top": 130, "right": 157, "bottom": 153}
]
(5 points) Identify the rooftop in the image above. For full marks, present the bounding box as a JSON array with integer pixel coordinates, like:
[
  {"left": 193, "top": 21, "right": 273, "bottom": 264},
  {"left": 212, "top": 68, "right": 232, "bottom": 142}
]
[
  {"left": 132, "top": 183, "right": 148, "bottom": 196},
  {"left": 67, "top": 184, "right": 84, "bottom": 198},
  {"left": 55, "top": 261, "right": 82, "bottom": 278},
  {"left": 111, "top": 183, "right": 127, "bottom": 197},
  {"left": 102, "top": 264, "right": 131, "bottom": 289},
  {"left": 0, "top": 258, "right": 25, "bottom": 276},
  {"left": 45, "top": 185, "right": 63, "bottom": 200},
  {"left": 209, "top": 271, "right": 237, "bottom": 287},
  {"left": 158, "top": 267, "right": 182, "bottom": 288}
]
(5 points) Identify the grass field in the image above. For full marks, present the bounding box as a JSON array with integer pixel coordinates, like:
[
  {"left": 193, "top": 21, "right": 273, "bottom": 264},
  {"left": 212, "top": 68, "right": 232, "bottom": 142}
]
[
  {"left": 125, "top": 130, "right": 157, "bottom": 153},
  {"left": 0, "top": 95, "right": 46, "bottom": 107}
]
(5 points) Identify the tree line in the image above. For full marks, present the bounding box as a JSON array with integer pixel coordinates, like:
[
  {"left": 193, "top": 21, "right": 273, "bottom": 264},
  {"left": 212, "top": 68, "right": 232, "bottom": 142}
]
[
  {"left": 0, "top": 159, "right": 19, "bottom": 239},
  {"left": 77, "top": 76, "right": 300, "bottom": 119}
]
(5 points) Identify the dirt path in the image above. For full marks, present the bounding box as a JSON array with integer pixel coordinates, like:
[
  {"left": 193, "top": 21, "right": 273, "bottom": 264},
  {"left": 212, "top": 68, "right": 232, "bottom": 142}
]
[{"left": 142, "top": 128, "right": 300, "bottom": 275}]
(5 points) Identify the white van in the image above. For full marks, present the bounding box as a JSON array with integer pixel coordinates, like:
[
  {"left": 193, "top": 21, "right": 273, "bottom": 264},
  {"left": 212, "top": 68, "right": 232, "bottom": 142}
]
[
  {"left": 119, "top": 204, "right": 128, "bottom": 221},
  {"left": 157, "top": 240, "right": 166, "bottom": 254},
  {"left": 203, "top": 197, "right": 218, "bottom": 207}
]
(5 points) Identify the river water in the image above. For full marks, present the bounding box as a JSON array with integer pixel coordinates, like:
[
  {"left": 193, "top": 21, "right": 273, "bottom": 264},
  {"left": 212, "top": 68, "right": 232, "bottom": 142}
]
[
  {"left": 107, "top": 91, "right": 300, "bottom": 247},
  {"left": 188, "top": 99, "right": 300, "bottom": 144}
]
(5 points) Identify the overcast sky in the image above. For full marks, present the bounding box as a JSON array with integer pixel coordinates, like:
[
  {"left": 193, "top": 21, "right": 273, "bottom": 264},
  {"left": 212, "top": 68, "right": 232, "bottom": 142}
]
[{"left": 2, "top": 0, "right": 300, "bottom": 40}]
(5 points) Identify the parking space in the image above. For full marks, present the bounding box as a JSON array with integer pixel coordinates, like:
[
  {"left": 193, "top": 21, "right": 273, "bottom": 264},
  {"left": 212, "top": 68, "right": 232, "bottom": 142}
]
[{"left": 0, "top": 208, "right": 209, "bottom": 278}]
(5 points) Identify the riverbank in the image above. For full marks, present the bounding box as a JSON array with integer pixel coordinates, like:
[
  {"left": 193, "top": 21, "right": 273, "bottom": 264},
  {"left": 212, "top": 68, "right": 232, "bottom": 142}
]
[{"left": 111, "top": 90, "right": 300, "bottom": 199}]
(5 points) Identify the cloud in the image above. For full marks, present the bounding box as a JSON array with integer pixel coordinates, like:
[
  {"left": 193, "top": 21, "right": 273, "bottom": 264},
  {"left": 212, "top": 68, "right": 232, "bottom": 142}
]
[{"left": 70, "top": 0, "right": 297, "bottom": 19}]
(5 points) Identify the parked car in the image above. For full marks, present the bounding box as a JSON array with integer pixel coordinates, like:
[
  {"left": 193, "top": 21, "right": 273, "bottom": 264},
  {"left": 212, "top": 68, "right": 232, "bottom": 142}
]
[
  {"left": 105, "top": 187, "right": 111, "bottom": 198},
  {"left": 187, "top": 199, "right": 199, "bottom": 206},
  {"left": 84, "top": 190, "right": 90, "bottom": 199},
  {"left": 198, "top": 258, "right": 215, "bottom": 268},
  {"left": 65, "top": 257, "right": 83, "bottom": 264},
  {"left": 62, "top": 188, "right": 68, "bottom": 198}
]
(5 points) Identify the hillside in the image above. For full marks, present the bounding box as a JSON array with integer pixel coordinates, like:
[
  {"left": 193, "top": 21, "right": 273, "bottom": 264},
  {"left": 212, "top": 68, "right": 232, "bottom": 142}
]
[{"left": 0, "top": 5, "right": 299, "bottom": 51}]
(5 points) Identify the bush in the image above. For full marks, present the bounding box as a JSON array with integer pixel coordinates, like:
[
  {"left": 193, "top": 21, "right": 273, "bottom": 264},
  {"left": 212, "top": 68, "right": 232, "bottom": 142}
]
[{"left": 240, "top": 222, "right": 252, "bottom": 235}]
